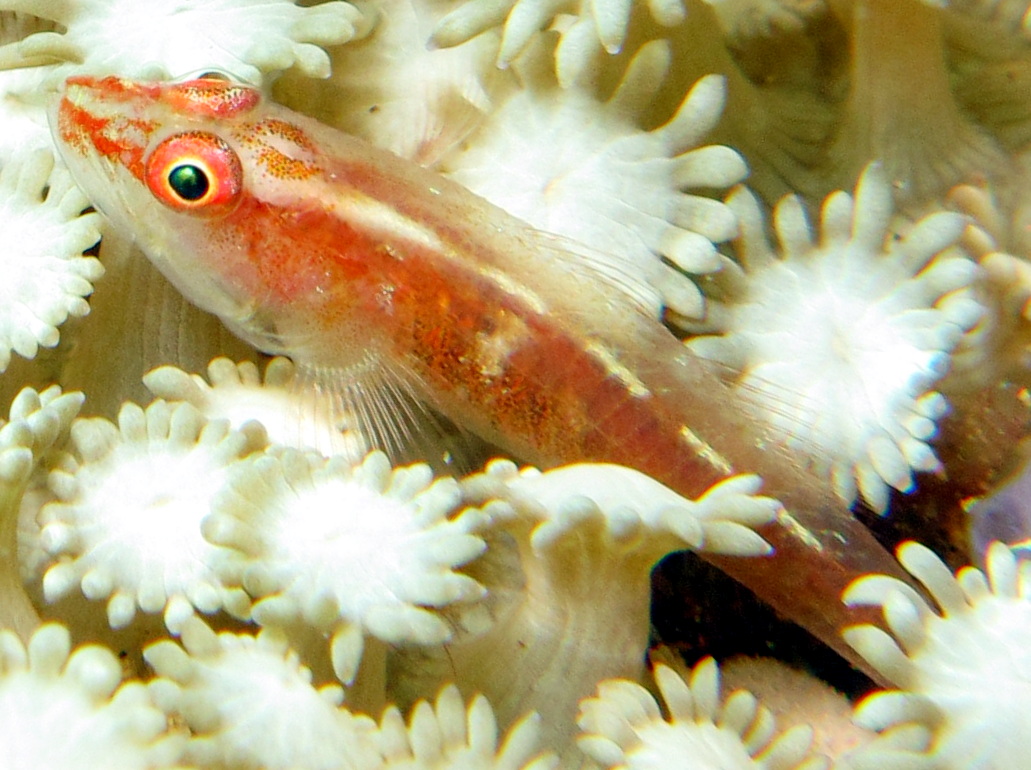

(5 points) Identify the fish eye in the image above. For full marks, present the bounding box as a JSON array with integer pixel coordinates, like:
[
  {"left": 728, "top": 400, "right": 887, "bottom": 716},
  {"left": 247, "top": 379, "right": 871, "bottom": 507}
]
[
  {"left": 196, "top": 71, "right": 232, "bottom": 82},
  {"left": 145, "top": 131, "right": 242, "bottom": 216},
  {"left": 167, "top": 164, "right": 209, "bottom": 201},
  {"left": 174, "top": 68, "right": 247, "bottom": 84}
]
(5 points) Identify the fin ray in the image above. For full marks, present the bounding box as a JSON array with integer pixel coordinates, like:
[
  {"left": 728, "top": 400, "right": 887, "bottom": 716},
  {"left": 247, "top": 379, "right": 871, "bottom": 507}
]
[{"left": 293, "top": 353, "right": 483, "bottom": 474}]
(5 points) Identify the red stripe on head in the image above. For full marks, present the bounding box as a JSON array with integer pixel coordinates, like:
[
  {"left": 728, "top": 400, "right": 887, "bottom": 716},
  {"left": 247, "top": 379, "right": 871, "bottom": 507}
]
[
  {"left": 64, "top": 75, "right": 162, "bottom": 102},
  {"left": 57, "top": 98, "right": 153, "bottom": 180}
]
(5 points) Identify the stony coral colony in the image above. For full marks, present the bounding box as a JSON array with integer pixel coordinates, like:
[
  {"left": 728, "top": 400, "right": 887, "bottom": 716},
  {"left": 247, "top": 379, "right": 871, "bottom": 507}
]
[{"left": 0, "top": 0, "right": 1029, "bottom": 767}]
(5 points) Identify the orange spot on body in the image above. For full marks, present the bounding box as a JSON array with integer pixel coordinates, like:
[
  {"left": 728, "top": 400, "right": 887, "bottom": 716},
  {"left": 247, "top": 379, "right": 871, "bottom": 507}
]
[
  {"left": 252, "top": 119, "right": 317, "bottom": 151},
  {"left": 213, "top": 193, "right": 370, "bottom": 303}
]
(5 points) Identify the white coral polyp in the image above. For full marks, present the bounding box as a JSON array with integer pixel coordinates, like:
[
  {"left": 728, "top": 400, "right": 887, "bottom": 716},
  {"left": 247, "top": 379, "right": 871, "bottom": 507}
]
[
  {"left": 578, "top": 659, "right": 828, "bottom": 770},
  {"left": 422, "top": 462, "right": 777, "bottom": 755},
  {"left": 8, "top": 385, "right": 87, "bottom": 610},
  {"left": 144, "top": 357, "right": 368, "bottom": 461},
  {"left": 38, "top": 400, "right": 264, "bottom": 632},
  {"left": 688, "top": 164, "right": 983, "bottom": 512},
  {"left": 376, "top": 685, "right": 557, "bottom": 770},
  {"left": 0, "top": 624, "right": 183, "bottom": 769},
  {"left": 439, "top": 41, "right": 746, "bottom": 320},
  {"left": 0, "top": 150, "right": 102, "bottom": 373},
  {"left": 0, "top": 66, "right": 59, "bottom": 165},
  {"left": 146, "top": 617, "right": 379, "bottom": 770},
  {"left": 0, "top": 0, "right": 366, "bottom": 82},
  {"left": 309, "top": 0, "right": 504, "bottom": 165},
  {"left": 842, "top": 541, "right": 1031, "bottom": 770},
  {"left": 432, "top": 0, "right": 686, "bottom": 79},
  {"left": 471, "top": 460, "right": 778, "bottom": 557},
  {"left": 205, "top": 448, "right": 487, "bottom": 683}
]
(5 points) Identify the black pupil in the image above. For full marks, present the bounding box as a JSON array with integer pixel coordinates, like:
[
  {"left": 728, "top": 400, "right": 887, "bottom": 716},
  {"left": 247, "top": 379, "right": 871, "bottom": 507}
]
[{"left": 168, "top": 164, "right": 209, "bottom": 201}]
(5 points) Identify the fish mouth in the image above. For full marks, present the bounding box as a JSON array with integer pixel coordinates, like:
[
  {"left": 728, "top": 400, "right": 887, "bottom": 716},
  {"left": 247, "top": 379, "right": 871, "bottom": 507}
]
[
  {"left": 48, "top": 81, "right": 150, "bottom": 230},
  {"left": 52, "top": 78, "right": 160, "bottom": 185}
]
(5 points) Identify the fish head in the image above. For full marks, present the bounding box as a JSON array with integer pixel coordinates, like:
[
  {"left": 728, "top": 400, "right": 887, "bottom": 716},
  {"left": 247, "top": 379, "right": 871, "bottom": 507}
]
[
  {"left": 52, "top": 73, "right": 330, "bottom": 350},
  {"left": 54, "top": 74, "right": 262, "bottom": 224}
]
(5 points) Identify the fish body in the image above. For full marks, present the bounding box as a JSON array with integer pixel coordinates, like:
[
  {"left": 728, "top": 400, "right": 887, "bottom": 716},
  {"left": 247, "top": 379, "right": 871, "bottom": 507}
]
[{"left": 54, "top": 75, "right": 904, "bottom": 666}]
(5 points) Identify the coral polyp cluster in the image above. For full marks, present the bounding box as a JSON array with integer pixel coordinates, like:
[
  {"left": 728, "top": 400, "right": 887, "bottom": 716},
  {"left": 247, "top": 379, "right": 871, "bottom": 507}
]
[
  {"left": 439, "top": 40, "right": 747, "bottom": 320},
  {"left": 0, "top": 0, "right": 1027, "bottom": 768},
  {"left": 145, "top": 618, "right": 378, "bottom": 770},
  {"left": 842, "top": 541, "right": 1031, "bottom": 768},
  {"left": 2, "top": 368, "right": 784, "bottom": 767},
  {"left": 0, "top": 150, "right": 101, "bottom": 373},
  {"left": 0, "top": 624, "right": 184, "bottom": 769},
  {"left": 688, "top": 164, "right": 981, "bottom": 511},
  {"left": 0, "top": 0, "right": 367, "bottom": 82},
  {"left": 579, "top": 658, "right": 829, "bottom": 770},
  {"left": 38, "top": 400, "right": 263, "bottom": 632},
  {"left": 210, "top": 448, "right": 486, "bottom": 684}
]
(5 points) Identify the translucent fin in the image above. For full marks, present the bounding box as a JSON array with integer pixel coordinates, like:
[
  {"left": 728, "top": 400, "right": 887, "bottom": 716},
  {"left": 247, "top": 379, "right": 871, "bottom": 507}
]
[
  {"left": 293, "top": 353, "right": 484, "bottom": 474},
  {"left": 524, "top": 228, "right": 669, "bottom": 321}
]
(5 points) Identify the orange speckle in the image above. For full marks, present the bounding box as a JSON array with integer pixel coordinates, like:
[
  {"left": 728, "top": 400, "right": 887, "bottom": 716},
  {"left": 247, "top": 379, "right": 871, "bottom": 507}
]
[
  {"left": 256, "top": 148, "right": 319, "bottom": 180},
  {"left": 166, "top": 79, "right": 261, "bottom": 119},
  {"left": 252, "top": 119, "right": 317, "bottom": 152},
  {"left": 236, "top": 119, "right": 321, "bottom": 180}
]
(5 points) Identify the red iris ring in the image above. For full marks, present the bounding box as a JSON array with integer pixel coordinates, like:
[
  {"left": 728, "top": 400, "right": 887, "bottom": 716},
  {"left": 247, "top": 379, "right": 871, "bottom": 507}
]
[{"left": 144, "top": 132, "right": 243, "bottom": 216}]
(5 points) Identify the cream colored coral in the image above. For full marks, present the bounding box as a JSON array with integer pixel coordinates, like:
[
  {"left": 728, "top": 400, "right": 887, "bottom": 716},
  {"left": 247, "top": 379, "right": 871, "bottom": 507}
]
[
  {"left": 0, "top": 623, "right": 185, "bottom": 769},
  {"left": 38, "top": 400, "right": 264, "bottom": 632},
  {"left": 688, "top": 165, "right": 983, "bottom": 512},
  {"left": 702, "top": 0, "right": 825, "bottom": 39},
  {"left": 432, "top": 0, "right": 687, "bottom": 79},
  {"left": 144, "top": 357, "right": 368, "bottom": 461},
  {"left": 718, "top": 656, "right": 875, "bottom": 760},
  {"left": 147, "top": 616, "right": 379, "bottom": 770},
  {"left": 0, "top": 150, "right": 102, "bottom": 374},
  {"left": 0, "top": 67, "right": 57, "bottom": 164},
  {"left": 440, "top": 40, "right": 746, "bottom": 319},
  {"left": 390, "top": 462, "right": 777, "bottom": 760},
  {"left": 204, "top": 448, "right": 486, "bottom": 684},
  {"left": 0, "top": 2, "right": 1028, "bottom": 768},
  {"left": 842, "top": 541, "right": 1031, "bottom": 769},
  {"left": 578, "top": 659, "right": 829, "bottom": 770},
  {"left": 1, "top": 386, "right": 84, "bottom": 639},
  {"left": 288, "top": 0, "right": 506, "bottom": 165},
  {"left": 472, "top": 460, "right": 778, "bottom": 555},
  {"left": 923, "top": 0, "right": 1031, "bottom": 35},
  {"left": 0, "top": 0, "right": 367, "bottom": 82},
  {"left": 376, "top": 685, "right": 557, "bottom": 770},
  {"left": 827, "top": 0, "right": 1007, "bottom": 205}
]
